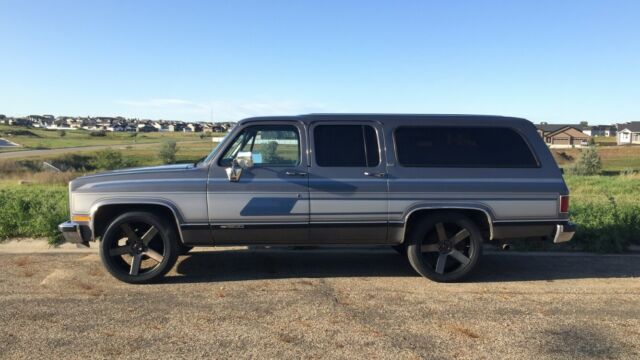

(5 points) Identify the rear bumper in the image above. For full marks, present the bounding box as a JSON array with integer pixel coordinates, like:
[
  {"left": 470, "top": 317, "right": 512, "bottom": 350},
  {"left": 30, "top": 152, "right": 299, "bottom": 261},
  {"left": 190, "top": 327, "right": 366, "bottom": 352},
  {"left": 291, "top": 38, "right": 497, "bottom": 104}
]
[
  {"left": 553, "top": 221, "right": 577, "bottom": 243},
  {"left": 58, "top": 221, "right": 91, "bottom": 246}
]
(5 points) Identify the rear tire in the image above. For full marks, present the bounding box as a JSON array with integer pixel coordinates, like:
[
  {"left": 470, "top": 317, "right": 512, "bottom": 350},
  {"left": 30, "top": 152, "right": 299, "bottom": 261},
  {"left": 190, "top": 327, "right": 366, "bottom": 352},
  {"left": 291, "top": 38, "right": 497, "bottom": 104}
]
[
  {"left": 407, "top": 212, "right": 483, "bottom": 282},
  {"left": 99, "top": 211, "right": 179, "bottom": 284}
]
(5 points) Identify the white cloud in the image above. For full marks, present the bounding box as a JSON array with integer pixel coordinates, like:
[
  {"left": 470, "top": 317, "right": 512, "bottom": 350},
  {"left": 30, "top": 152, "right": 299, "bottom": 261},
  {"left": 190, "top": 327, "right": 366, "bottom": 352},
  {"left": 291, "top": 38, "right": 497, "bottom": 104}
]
[{"left": 115, "top": 98, "right": 328, "bottom": 122}]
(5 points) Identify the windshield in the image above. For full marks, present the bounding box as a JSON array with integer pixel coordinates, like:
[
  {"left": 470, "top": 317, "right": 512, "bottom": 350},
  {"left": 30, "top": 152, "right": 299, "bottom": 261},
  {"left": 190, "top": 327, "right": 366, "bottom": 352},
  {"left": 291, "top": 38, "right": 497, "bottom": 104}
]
[{"left": 202, "top": 132, "right": 231, "bottom": 164}]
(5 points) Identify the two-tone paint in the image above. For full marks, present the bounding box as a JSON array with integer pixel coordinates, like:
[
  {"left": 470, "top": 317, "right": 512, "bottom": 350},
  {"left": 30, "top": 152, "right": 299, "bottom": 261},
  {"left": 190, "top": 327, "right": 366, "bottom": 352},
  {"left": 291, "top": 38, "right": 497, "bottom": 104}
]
[{"left": 61, "top": 114, "right": 574, "bottom": 247}]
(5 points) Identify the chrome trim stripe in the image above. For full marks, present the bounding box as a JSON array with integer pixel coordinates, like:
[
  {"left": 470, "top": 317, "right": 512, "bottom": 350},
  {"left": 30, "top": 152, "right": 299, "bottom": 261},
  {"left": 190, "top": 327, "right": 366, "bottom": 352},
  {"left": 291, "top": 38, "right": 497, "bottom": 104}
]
[{"left": 493, "top": 219, "right": 567, "bottom": 223}]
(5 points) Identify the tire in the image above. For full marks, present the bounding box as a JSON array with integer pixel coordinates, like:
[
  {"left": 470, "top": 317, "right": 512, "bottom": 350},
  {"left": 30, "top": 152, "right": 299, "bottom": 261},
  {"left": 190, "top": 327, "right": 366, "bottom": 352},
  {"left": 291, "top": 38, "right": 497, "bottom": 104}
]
[
  {"left": 99, "top": 211, "right": 179, "bottom": 284},
  {"left": 406, "top": 212, "right": 483, "bottom": 282}
]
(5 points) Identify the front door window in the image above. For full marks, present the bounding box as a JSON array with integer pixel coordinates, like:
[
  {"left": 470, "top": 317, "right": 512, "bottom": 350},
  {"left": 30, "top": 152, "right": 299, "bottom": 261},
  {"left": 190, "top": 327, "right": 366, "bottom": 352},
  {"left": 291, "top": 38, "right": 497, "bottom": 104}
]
[{"left": 220, "top": 125, "right": 300, "bottom": 167}]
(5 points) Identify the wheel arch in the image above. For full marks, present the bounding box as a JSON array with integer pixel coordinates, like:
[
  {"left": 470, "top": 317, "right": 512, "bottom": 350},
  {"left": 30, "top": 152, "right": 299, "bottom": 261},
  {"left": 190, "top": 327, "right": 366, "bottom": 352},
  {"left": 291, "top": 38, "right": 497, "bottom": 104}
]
[
  {"left": 90, "top": 199, "right": 185, "bottom": 244},
  {"left": 401, "top": 205, "right": 495, "bottom": 243}
]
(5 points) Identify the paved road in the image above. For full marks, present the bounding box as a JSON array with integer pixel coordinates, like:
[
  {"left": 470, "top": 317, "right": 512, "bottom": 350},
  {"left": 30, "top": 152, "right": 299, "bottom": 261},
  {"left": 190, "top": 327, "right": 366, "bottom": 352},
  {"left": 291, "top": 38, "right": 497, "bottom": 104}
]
[
  {"left": 0, "top": 138, "right": 19, "bottom": 147},
  {"left": 0, "top": 140, "right": 206, "bottom": 160},
  {"left": 1, "top": 247, "right": 639, "bottom": 359}
]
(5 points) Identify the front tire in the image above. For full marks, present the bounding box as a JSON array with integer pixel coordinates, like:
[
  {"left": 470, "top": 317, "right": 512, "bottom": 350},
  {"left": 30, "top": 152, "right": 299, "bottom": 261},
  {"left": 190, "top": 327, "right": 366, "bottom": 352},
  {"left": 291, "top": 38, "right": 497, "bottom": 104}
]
[
  {"left": 99, "top": 212, "right": 179, "bottom": 284},
  {"left": 407, "top": 212, "right": 483, "bottom": 282}
]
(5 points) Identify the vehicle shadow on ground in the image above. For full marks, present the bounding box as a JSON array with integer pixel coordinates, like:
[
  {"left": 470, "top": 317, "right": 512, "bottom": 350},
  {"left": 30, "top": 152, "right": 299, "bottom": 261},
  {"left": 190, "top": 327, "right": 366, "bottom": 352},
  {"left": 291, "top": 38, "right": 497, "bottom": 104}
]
[{"left": 167, "top": 248, "right": 640, "bottom": 284}]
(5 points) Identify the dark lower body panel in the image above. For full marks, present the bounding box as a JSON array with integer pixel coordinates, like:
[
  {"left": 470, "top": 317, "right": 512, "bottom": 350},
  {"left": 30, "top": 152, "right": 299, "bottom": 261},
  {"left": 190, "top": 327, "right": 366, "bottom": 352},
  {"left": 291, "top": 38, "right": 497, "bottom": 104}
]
[
  {"left": 182, "top": 223, "right": 392, "bottom": 246},
  {"left": 492, "top": 221, "right": 576, "bottom": 243},
  {"left": 178, "top": 221, "right": 579, "bottom": 246}
]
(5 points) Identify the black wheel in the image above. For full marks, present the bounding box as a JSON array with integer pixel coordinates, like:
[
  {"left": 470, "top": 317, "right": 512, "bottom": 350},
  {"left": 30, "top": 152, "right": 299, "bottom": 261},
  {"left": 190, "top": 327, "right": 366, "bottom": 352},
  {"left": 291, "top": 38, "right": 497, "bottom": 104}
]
[
  {"left": 407, "top": 212, "right": 482, "bottom": 282},
  {"left": 177, "top": 243, "right": 193, "bottom": 255},
  {"left": 99, "top": 212, "right": 179, "bottom": 284}
]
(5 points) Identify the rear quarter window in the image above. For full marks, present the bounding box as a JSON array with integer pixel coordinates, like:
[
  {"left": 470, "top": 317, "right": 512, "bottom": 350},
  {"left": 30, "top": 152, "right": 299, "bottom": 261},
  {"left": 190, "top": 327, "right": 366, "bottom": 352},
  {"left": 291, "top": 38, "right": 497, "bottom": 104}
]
[{"left": 394, "top": 126, "right": 538, "bottom": 168}]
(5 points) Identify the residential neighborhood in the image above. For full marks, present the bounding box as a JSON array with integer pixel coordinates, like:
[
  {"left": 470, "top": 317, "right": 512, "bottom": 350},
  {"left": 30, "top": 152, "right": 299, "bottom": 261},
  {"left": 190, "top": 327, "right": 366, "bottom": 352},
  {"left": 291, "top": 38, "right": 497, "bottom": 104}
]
[
  {"left": 0, "top": 114, "right": 235, "bottom": 133},
  {"left": 535, "top": 121, "right": 640, "bottom": 147},
  {"left": 2, "top": 113, "right": 640, "bottom": 147}
]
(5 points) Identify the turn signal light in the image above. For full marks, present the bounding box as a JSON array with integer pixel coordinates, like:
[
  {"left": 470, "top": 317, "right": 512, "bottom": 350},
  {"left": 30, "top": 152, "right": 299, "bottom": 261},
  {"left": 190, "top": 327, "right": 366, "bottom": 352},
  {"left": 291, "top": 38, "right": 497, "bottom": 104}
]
[
  {"left": 71, "top": 214, "right": 91, "bottom": 222},
  {"left": 559, "top": 196, "right": 570, "bottom": 213}
]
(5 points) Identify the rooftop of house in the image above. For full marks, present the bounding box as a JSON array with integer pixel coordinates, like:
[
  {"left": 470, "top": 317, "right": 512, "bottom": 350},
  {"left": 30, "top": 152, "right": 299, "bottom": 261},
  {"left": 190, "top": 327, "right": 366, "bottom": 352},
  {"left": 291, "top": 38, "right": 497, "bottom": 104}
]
[
  {"left": 536, "top": 123, "right": 589, "bottom": 132},
  {"left": 617, "top": 122, "right": 640, "bottom": 132}
]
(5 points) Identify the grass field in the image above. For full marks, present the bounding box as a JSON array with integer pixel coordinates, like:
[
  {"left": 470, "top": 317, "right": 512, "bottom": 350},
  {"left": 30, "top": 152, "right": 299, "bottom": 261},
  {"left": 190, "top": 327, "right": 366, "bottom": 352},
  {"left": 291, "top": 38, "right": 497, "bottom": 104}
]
[
  {"left": 593, "top": 136, "right": 618, "bottom": 146},
  {"left": 0, "top": 124, "right": 217, "bottom": 152},
  {"left": 1, "top": 174, "right": 638, "bottom": 252},
  {"left": 551, "top": 144, "right": 640, "bottom": 172},
  {"left": 0, "top": 129, "right": 638, "bottom": 252}
]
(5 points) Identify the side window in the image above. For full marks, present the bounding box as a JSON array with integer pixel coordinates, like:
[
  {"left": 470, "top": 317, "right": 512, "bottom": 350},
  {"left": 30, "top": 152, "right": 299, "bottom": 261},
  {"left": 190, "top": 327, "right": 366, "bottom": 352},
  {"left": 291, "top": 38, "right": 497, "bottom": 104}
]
[
  {"left": 394, "top": 126, "right": 538, "bottom": 168},
  {"left": 220, "top": 125, "right": 300, "bottom": 167},
  {"left": 314, "top": 125, "right": 380, "bottom": 167}
]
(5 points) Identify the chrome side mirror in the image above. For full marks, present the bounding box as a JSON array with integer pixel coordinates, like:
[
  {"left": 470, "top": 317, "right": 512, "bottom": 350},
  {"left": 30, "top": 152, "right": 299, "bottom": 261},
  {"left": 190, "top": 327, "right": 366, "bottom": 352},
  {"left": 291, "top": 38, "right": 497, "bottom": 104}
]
[
  {"left": 226, "top": 160, "right": 242, "bottom": 182},
  {"left": 226, "top": 152, "right": 253, "bottom": 182}
]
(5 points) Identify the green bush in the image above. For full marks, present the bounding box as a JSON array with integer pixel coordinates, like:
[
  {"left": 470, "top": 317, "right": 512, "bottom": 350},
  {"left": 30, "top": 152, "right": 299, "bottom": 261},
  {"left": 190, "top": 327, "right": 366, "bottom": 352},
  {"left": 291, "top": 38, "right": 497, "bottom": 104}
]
[
  {"left": 570, "top": 146, "right": 602, "bottom": 175},
  {"left": 159, "top": 140, "right": 178, "bottom": 164},
  {"left": 50, "top": 154, "right": 95, "bottom": 171},
  {"left": 89, "top": 130, "right": 106, "bottom": 137},
  {"left": 90, "top": 149, "right": 134, "bottom": 170},
  {"left": 570, "top": 197, "right": 640, "bottom": 252},
  {"left": 0, "top": 186, "right": 68, "bottom": 245}
]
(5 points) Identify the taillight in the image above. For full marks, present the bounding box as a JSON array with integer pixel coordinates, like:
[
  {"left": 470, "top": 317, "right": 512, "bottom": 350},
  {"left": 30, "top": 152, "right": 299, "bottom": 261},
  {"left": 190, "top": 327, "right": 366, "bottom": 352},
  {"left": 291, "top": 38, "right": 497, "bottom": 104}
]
[{"left": 559, "top": 195, "right": 570, "bottom": 213}]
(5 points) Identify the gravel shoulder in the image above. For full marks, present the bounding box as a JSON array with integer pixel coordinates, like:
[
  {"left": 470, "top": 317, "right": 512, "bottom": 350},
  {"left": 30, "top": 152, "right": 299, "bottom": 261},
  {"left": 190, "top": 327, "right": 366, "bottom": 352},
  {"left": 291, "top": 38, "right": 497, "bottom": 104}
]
[{"left": 0, "top": 245, "right": 639, "bottom": 359}]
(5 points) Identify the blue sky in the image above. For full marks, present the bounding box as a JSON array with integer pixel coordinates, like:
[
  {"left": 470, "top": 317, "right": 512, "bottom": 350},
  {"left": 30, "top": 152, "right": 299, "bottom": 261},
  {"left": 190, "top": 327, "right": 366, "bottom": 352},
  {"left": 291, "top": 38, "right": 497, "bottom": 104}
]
[{"left": 1, "top": 0, "right": 639, "bottom": 123}]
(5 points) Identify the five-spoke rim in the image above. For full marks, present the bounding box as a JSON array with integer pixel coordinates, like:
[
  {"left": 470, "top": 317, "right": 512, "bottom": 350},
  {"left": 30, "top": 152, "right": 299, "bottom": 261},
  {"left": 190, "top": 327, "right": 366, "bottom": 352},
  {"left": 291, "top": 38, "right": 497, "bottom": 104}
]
[
  {"left": 107, "top": 222, "right": 165, "bottom": 276},
  {"left": 420, "top": 222, "right": 474, "bottom": 275}
]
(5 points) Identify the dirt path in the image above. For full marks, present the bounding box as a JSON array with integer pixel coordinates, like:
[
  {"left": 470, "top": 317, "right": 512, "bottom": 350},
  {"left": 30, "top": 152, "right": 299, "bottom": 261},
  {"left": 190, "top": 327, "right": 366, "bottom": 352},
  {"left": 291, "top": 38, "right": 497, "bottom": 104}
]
[{"left": 0, "top": 244, "right": 639, "bottom": 359}]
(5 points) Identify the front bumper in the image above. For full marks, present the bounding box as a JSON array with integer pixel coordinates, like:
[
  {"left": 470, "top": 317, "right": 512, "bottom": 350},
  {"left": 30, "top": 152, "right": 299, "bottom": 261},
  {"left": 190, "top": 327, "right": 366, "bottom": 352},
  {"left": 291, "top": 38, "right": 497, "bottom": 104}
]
[
  {"left": 553, "top": 221, "right": 577, "bottom": 243},
  {"left": 58, "top": 221, "right": 91, "bottom": 247}
]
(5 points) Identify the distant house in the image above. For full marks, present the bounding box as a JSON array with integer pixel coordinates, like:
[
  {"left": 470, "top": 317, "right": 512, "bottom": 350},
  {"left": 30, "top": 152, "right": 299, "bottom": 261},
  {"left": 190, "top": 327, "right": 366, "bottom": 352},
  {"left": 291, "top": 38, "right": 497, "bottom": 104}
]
[
  {"left": 616, "top": 122, "right": 640, "bottom": 145},
  {"left": 590, "top": 125, "right": 616, "bottom": 137},
  {"left": 188, "top": 123, "right": 203, "bottom": 132},
  {"left": 536, "top": 123, "right": 591, "bottom": 147},
  {"left": 11, "top": 118, "right": 33, "bottom": 127},
  {"left": 137, "top": 124, "right": 158, "bottom": 132}
]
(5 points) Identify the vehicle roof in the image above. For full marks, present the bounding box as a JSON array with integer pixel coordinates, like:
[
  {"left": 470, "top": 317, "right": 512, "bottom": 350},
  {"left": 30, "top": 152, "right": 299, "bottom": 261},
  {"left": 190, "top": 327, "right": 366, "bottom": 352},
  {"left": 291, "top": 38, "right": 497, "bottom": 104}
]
[{"left": 239, "top": 113, "right": 532, "bottom": 126}]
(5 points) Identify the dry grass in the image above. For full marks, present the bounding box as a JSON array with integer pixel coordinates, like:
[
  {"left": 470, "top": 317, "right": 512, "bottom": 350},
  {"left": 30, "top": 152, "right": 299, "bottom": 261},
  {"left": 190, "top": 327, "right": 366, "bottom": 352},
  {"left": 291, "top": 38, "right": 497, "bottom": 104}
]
[
  {"left": 216, "top": 287, "right": 226, "bottom": 298},
  {"left": 0, "top": 171, "right": 81, "bottom": 186},
  {"left": 449, "top": 325, "right": 480, "bottom": 339},
  {"left": 551, "top": 146, "right": 640, "bottom": 171},
  {"left": 14, "top": 256, "right": 31, "bottom": 267},
  {"left": 22, "top": 270, "right": 35, "bottom": 277},
  {"left": 76, "top": 281, "right": 104, "bottom": 297}
]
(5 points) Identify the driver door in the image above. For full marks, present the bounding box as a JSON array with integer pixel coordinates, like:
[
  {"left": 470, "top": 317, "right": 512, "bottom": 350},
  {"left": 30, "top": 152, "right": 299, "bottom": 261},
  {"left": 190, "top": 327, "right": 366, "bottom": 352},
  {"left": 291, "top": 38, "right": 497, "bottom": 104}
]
[{"left": 207, "top": 122, "right": 309, "bottom": 244}]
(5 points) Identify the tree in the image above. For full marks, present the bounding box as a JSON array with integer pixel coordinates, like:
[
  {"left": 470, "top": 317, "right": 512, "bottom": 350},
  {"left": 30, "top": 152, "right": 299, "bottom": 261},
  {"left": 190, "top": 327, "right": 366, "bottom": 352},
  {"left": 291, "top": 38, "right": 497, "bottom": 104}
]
[
  {"left": 571, "top": 146, "right": 602, "bottom": 175},
  {"left": 159, "top": 140, "right": 178, "bottom": 164}
]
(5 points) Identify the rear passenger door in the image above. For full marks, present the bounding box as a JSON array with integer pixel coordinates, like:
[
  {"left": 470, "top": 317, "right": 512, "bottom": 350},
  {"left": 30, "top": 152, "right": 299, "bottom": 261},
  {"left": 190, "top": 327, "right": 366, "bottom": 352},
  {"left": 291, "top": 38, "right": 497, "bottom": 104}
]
[{"left": 308, "top": 122, "right": 389, "bottom": 243}]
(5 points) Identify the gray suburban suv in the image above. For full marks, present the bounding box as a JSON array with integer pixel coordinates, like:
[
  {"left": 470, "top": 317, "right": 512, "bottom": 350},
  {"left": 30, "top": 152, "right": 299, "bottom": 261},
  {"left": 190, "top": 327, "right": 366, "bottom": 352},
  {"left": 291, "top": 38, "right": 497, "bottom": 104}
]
[{"left": 59, "top": 114, "right": 575, "bottom": 283}]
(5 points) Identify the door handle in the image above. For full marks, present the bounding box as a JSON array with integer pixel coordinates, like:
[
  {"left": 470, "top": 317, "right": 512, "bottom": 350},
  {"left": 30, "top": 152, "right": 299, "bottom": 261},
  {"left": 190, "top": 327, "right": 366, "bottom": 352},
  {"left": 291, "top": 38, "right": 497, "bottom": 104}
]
[
  {"left": 285, "top": 171, "right": 308, "bottom": 176},
  {"left": 364, "top": 171, "right": 386, "bottom": 178}
]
